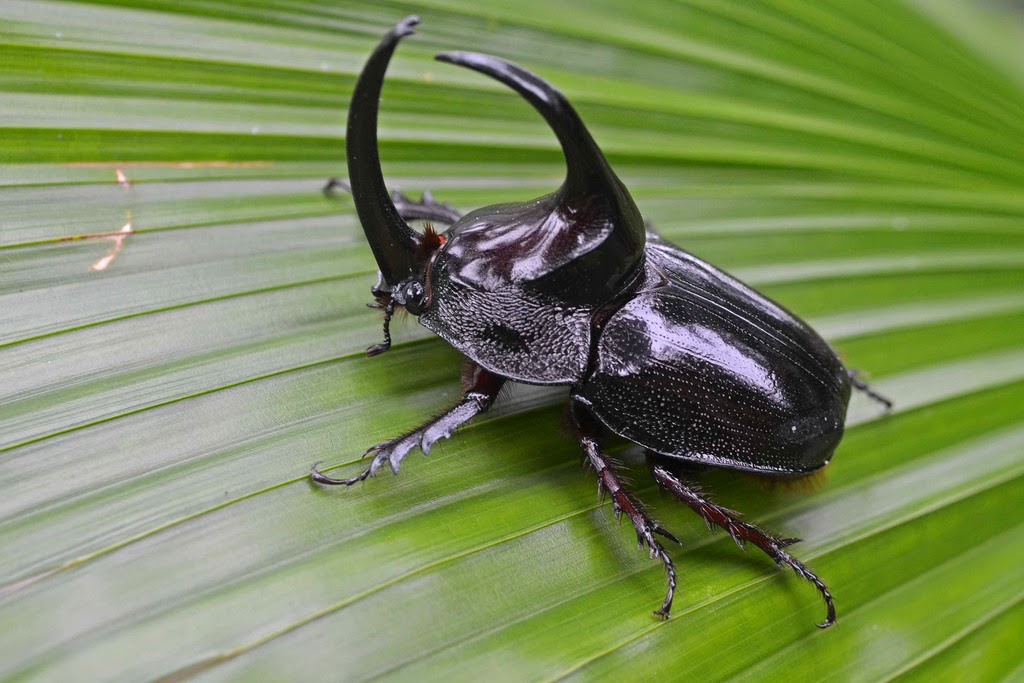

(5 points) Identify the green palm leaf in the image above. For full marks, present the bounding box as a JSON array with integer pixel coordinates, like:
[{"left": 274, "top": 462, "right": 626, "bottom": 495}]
[{"left": 1, "top": 1, "right": 1022, "bottom": 680}]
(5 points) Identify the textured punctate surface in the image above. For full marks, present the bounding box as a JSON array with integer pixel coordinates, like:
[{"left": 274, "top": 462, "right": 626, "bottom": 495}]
[
  {"left": 579, "top": 238, "right": 850, "bottom": 474},
  {"left": 420, "top": 261, "right": 591, "bottom": 383}
]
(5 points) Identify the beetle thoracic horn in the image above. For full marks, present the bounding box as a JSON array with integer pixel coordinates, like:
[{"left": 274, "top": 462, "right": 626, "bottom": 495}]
[
  {"left": 435, "top": 50, "right": 645, "bottom": 268},
  {"left": 347, "top": 15, "right": 423, "bottom": 291}
]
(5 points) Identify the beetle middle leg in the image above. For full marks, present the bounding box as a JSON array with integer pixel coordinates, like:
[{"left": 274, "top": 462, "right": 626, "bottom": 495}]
[
  {"left": 648, "top": 461, "right": 836, "bottom": 628},
  {"left": 311, "top": 363, "right": 504, "bottom": 486},
  {"left": 388, "top": 189, "right": 462, "bottom": 224},
  {"left": 572, "top": 405, "right": 680, "bottom": 619}
]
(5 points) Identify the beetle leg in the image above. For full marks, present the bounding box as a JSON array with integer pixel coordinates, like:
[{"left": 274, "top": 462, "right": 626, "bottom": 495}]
[
  {"left": 571, "top": 406, "right": 679, "bottom": 618},
  {"left": 310, "top": 364, "right": 504, "bottom": 485},
  {"left": 322, "top": 177, "right": 463, "bottom": 225},
  {"left": 322, "top": 176, "right": 350, "bottom": 197},
  {"left": 581, "top": 439, "right": 679, "bottom": 619},
  {"left": 390, "top": 189, "right": 463, "bottom": 225},
  {"left": 649, "top": 463, "right": 836, "bottom": 628},
  {"left": 847, "top": 368, "right": 893, "bottom": 411}
]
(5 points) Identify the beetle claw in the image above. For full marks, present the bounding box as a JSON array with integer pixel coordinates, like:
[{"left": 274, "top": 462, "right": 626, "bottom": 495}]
[
  {"left": 309, "top": 461, "right": 372, "bottom": 486},
  {"left": 366, "top": 342, "right": 389, "bottom": 356}
]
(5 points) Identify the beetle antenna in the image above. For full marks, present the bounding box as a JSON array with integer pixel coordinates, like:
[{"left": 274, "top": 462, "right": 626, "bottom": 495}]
[{"left": 366, "top": 298, "right": 396, "bottom": 357}]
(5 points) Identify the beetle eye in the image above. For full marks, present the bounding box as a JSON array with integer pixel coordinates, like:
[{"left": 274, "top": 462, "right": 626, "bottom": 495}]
[{"left": 403, "top": 281, "right": 425, "bottom": 314}]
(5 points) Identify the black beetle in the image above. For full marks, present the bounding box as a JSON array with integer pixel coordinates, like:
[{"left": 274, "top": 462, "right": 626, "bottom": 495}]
[{"left": 312, "top": 16, "right": 891, "bottom": 628}]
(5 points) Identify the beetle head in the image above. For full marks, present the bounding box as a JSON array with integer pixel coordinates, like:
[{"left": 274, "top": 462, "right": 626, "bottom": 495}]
[{"left": 348, "top": 17, "right": 646, "bottom": 318}]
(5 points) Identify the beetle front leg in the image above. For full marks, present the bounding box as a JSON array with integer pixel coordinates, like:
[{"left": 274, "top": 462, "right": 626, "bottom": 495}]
[
  {"left": 649, "top": 463, "right": 836, "bottom": 628},
  {"left": 310, "top": 364, "right": 504, "bottom": 485}
]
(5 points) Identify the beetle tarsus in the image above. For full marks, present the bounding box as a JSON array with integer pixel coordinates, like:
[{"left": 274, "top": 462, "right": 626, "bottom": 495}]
[
  {"left": 322, "top": 177, "right": 351, "bottom": 197},
  {"left": 310, "top": 365, "right": 504, "bottom": 486},
  {"left": 650, "top": 464, "right": 836, "bottom": 628},
  {"left": 578, "top": 432, "right": 678, "bottom": 619},
  {"left": 847, "top": 368, "right": 893, "bottom": 411}
]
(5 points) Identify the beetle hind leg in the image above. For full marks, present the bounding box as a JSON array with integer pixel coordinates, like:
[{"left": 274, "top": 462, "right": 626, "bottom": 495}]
[
  {"left": 847, "top": 368, "right": 893, "bottom": 411},
  {"left": 649, "top": 462, "right": 836, "bottom": 628},
  {"left": 573, "top": 407, "right": 680, "bottom": 618},
  {"left": 582, "top": 438, "right": 679, "bottom": 619},
  {"left": 311, "top": 364, "right": 504, "bottom": 485}
]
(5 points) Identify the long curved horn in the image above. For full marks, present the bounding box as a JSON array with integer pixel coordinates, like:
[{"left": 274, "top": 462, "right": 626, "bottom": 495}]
[
  {"left": 347, "top": 16, "right": 423, "bottom": 290},
  {"left": 435, "top": 51, "right": 644, "bottom": 252}
]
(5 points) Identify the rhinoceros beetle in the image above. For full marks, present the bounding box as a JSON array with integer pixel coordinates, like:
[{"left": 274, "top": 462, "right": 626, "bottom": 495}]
[{"left": 311, "top": 16, "right": 892, "bottom": 628}]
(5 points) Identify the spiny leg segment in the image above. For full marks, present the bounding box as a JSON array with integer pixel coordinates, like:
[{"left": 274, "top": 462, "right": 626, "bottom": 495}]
[
  {"left": 649, "top": 462, "right": 836, "bottom": 628},
  {"left": 323, "top": 178, "right": 463, "bottom": 225},
  {"left": 573, "top": 405, "right": 680, "bottom": 618},
  {"left": 388, "top": 189, "right": 462, "bottom": 225},
  {"left": 311, "top": 364, "right": 504, "bottom": 486}
]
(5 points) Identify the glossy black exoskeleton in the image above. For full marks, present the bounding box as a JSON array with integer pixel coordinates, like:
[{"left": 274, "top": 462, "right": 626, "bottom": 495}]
[{"left": 312, "top": 16, "right": 892, "bottom": 628}]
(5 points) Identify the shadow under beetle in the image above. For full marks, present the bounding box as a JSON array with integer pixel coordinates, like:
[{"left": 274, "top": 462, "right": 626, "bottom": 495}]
[{"left": 311, "top": 16, "right": 892, "bottom": 628}]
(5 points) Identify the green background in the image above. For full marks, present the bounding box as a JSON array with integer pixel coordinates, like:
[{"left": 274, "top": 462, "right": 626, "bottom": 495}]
[{"left": 1, "top": 1, "right": 1023, "bottom": 680}]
